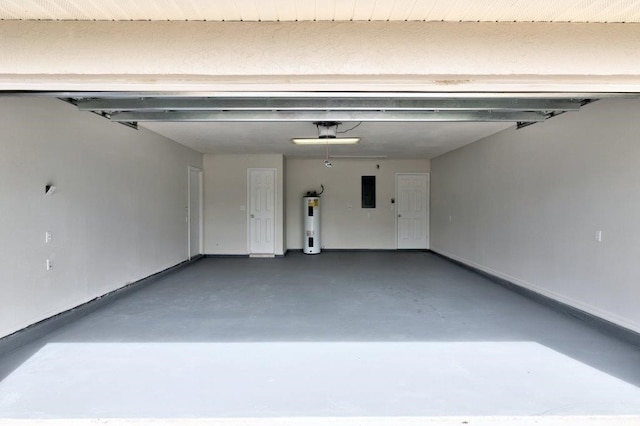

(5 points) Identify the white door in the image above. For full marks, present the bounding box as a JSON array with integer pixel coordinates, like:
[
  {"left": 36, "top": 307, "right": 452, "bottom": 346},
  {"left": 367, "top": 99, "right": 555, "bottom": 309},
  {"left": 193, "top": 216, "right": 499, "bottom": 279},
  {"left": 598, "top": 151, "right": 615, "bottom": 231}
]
[
  {"left": 396, "top": 173, "right": 429, "bottom": 249},
  {"left": 188, "top": 166, "right": 203, "bottom": 259},
  {"left": 248, "top": 168, "right": 276, "bottom": 255}
]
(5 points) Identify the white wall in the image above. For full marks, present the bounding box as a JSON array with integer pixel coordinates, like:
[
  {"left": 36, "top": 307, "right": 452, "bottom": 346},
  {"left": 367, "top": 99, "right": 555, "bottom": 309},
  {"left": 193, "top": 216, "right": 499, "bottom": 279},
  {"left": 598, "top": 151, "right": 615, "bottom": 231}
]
[
  {"left": 431, "top": 99, "right": 640, "bottom": 334},
  {"left": 286, "top": 158, "right": 430, "bottom": 250},
  {"left": 203, "top": 154, "right": 285, "bottom": 255},
  {"left": 0, "top": 97, "right": 202, "bottom": 339}
]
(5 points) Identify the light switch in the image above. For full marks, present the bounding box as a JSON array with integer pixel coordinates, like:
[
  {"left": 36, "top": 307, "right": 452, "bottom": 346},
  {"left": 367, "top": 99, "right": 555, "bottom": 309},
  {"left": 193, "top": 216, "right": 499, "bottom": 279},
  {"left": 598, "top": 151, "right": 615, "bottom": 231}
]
[{"left": 45, "top": 232, "right": 52, "bottom": 243}]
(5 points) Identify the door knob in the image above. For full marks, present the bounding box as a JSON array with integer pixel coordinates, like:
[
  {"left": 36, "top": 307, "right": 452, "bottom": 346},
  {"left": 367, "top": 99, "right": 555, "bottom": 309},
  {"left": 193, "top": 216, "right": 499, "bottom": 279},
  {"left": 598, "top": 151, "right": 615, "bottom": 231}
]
[
  {"left": 250, "top": 214, "right": 255, "bottom": 218},
  {"left": 398, "top": 214, "right": 402, "bottom": 218}
]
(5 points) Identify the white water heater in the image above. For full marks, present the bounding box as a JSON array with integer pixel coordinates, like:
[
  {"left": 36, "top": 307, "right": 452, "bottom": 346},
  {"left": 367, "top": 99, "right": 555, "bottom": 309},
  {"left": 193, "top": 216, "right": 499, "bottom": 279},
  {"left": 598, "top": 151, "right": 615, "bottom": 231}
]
[{"left": 303, "top": 196, "right": 321, "bottom": 254}]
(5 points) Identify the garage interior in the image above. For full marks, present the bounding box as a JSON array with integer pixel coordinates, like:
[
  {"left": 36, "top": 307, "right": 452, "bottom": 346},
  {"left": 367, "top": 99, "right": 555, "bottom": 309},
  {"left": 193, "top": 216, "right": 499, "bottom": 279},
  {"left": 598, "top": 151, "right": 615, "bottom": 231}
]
[{"left": 1, "top": 1, "right": 640, "bottom": 424}]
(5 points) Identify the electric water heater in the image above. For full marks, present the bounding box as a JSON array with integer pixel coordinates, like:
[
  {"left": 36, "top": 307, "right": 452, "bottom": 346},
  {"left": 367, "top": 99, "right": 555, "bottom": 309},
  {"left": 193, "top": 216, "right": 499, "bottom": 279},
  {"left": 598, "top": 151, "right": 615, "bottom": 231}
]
[{"left": 303, "top": 196, "right": 320, "bottom": 254}]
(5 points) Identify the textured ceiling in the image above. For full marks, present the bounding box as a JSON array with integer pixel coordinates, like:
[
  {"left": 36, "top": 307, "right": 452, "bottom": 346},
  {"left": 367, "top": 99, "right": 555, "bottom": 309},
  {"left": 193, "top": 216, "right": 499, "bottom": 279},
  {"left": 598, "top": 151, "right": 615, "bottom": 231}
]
[
  {"left": 139, "top": 121, "right": 515, "bottom": 158},
  {"left": 1, "top": 0, "right": 639, "bottom": 22}
]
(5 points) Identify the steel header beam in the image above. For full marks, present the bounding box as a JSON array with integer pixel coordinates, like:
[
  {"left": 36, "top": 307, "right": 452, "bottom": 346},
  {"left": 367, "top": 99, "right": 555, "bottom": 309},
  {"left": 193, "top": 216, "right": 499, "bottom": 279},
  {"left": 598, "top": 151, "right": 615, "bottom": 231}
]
[
  {"left": 77, "top": 98, "right": 582, "bottom": 112},
  {"left": 109, "top": 110, "right": 548, "bottom": 122}
]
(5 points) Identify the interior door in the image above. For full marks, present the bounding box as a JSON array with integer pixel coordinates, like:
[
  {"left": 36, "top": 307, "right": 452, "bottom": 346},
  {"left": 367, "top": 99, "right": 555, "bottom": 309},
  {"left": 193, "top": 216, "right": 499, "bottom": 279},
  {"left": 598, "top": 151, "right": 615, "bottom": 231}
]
[
  {"left": 188, "top": 166, "right": 202, "bottom": 259},
  {"left": 396, "top": 173, "right": 429, "bottom": 249},
  {"left": 248, "top": 168, "right": 276, "bottom": 255}
]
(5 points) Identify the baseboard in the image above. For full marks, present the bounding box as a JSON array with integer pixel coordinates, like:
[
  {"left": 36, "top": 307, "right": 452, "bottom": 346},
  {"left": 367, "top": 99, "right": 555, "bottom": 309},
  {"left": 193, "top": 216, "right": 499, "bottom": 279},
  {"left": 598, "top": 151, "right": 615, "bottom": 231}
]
[
  {"left": 204, "top": 254, "right": 287, "bottom": 258},
  {"left": 431, "top": 249, "right": 640, "bottom": 348},
  {"left": 289, "top": 248, "right": 430, "bottom": 253},
  {"left": 206, "top": 249, "right": 428, "bottom": 255},
  {"left": 0, "top": 255, "right": 204, "bottom": 357}
]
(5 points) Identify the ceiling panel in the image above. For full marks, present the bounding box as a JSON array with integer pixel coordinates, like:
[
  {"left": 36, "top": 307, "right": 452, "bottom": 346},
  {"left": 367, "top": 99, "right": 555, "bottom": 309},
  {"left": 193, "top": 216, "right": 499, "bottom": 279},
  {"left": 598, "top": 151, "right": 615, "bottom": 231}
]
[
  {"left": 333, "top": 1, "right": 354, "bottom": 21},
  {"left": 254, "top": 0, "right": 279, "bottom": 21},
  {"left": 273, "top": 0, "right": 297, "bottom": 21},
  {"left": 1, "top": 0, "right": 639, "bottom": 22},
  {"left": 294, "top": 0, "right": 316, "bottom": 21},
  {"left": 232, "top": 0, "right": 259, "bottom": 21},
  {"left": 367, "top": 0, "right": 396, "bottom": 21},
  {"left": 139, "top": 120, "right": 515, "bottom": 158}
]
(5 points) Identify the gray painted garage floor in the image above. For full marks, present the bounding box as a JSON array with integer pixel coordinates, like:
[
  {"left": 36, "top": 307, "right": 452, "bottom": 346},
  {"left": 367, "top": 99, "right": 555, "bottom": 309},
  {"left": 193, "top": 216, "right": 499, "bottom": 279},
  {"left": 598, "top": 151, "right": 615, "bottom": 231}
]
[{"left": 1, "top": 251, "right": 640, "bottom": 419}]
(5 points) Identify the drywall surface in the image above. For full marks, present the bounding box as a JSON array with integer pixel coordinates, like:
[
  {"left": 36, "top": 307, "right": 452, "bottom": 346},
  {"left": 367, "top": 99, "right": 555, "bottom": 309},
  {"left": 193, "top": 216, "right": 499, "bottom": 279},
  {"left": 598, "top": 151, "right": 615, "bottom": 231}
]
[
  {"left": 1, "top": 21, "right": 640, "bottom": 92},
  {"left": 431, "top": 99, "right": 640, "bottom": 333},
  {"left": 286, "top": 158, "right": 430, "bottom": 250},
  {"left": 0, "top": 97, "right": 202, "bottom": 338},
  {"left": 203, "top": 154, "right": 285, "bottom": 255}
]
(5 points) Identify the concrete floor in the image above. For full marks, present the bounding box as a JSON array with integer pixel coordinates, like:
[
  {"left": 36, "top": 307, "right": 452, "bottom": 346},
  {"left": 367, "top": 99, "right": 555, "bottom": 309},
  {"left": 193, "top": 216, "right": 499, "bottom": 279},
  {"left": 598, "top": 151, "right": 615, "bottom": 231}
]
[{"left": 1, "top": 251, "right": 640, "bottom": 420}]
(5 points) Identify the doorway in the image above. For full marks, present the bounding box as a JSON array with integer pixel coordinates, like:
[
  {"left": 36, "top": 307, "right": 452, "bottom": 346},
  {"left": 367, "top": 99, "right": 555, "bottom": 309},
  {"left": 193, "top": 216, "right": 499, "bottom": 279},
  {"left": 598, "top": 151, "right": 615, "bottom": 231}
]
[
  {"left": 247, "top": 168, "right": 276, "bottom": 256},
  {"left": 188, "top": 166, "right": 203, "bottom": 260},
  {"left": 396, "top": 173, "right": 429, "bottom": 249}
]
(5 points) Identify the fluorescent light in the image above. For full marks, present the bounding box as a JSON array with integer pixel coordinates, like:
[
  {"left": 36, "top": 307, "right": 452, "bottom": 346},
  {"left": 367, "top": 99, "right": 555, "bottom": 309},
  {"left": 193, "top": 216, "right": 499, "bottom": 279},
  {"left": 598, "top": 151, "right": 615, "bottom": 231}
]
[
  {"left": 330, "top": 155, "right": 388, "bottom": 159},
  {"left": 292, "top": 138, "right": 360, "bottom": 145}
]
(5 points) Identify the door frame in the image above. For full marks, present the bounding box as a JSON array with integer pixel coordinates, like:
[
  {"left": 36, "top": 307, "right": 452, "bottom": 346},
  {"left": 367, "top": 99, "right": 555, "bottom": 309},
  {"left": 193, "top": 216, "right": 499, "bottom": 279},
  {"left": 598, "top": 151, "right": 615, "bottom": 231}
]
[
  {"left": 187, "top": 165, "right": 203, "bottom": 260},
  {"left": 395, "top": 173, "right": 430, "bottom": 250},
  {"left": 247, "top": 168, "right": 277, "bottom": 255}
]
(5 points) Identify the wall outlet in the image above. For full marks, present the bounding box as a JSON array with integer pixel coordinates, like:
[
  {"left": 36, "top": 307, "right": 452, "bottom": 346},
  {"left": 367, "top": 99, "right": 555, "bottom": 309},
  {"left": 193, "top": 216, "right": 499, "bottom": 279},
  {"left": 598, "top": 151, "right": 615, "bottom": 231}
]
[
  {"left": 45, "top": 231, "right": 52, "bottom": 243},
  {"left": 595, "top": 230, "right": 603, "bottom": 242},
  {"left": 46, "top": 259, "right": 53, "bottom": 271}
]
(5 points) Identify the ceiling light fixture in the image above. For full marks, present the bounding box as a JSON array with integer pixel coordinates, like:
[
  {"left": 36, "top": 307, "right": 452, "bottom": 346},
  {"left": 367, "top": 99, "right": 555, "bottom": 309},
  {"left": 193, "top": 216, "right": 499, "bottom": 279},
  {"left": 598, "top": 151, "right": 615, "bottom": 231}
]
[
  {"left": 292, "top": 121, "right": 360, "bottom": 145},
  {"left": 292, "top": 138, "right": 360, "bottom": 145},
  {"left": 330, "top": 155, "right": 388, "bottom": 159}
]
